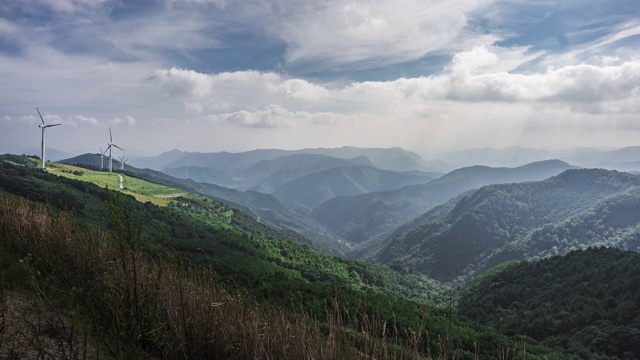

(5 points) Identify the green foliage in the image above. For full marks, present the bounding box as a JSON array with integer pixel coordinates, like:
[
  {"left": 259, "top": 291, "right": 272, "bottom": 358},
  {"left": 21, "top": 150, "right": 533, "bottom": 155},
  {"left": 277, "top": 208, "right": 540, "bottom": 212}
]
[
  {"left": 459, "top": 247, "right": 640, "bottom": 359},
  {"left": 0, "top": 158, "right": 444, "bottom": 319},
  {"left": 378, "top": 168, "right": 640, "bottom": 283}
]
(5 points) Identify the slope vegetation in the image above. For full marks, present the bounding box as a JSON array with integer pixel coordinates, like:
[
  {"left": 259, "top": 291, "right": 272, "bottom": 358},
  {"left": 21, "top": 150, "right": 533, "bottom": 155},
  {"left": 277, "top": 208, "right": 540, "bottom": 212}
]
[
  {"left": 459, "top": 247, "right": 640, "bottom": 359},
  {"left": 378, "top": 169, "right": 640, "bottom": 282}
]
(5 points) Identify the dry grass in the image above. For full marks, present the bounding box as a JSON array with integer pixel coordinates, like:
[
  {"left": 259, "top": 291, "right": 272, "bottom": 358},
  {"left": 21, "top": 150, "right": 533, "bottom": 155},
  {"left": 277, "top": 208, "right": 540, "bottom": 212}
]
[{"left": 0, "top": 193, "right": 473, "bottom": 359}]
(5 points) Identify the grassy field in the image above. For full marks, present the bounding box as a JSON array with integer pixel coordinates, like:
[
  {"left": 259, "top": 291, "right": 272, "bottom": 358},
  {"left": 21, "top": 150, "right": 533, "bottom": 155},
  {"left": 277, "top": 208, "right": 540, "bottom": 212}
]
[{"left": 45, "top": 161, "right": 184, "bottom": 206}]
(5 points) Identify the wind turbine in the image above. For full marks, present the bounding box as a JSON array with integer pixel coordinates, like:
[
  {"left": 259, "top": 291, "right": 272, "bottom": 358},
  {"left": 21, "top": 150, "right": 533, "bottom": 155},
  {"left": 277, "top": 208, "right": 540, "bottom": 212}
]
[
  {"left": 119, "top": 151, "right": 128, "bottom": 171},
  {"left": 36, "top": 107, "right": 61, "bottom": 169},
  {"left": 105, "top": 127, "right": 123, "bottom": 172}
]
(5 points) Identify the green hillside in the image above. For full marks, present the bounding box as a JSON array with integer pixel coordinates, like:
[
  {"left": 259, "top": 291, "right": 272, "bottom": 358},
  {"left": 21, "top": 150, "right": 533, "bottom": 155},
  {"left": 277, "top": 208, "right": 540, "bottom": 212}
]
[
  {"left": 459, "top": 247, "right": 640, "bottom": 359},
  {"left": 377, "top": 169, "right": 640, "bottom": 283},
  {"left": 62, "top": 152, "right": 350, "bottom": 256},
  {"left": 0, "top": 156, "right": 446, "bottom": 304}
]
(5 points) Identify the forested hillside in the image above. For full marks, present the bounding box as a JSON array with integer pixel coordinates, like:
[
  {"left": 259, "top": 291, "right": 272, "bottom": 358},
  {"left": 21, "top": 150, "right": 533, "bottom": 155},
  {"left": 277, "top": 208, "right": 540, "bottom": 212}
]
[
  {"left": 377, "top": 169, "right": 640, "bottom": 283},
  {"left": 459, "top": 247, "right": 640, "bottom": 359}
]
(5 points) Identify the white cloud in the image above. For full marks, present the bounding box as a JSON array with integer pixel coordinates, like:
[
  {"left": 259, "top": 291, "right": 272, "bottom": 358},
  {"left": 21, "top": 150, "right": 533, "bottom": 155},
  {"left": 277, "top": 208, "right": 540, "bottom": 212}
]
[
  {"left": 276, "top": 79, "right": 329, "bottom": 100},
  {"left": 110, "top": 115, "right": 136, "bottom": 126},
  {"left": 262, "top": 0, "right": 493, "bottom": 68},
  {"left": 147, "top": 46, "right": 640, "bottom": 126},
  {"left": 67, "top": 115, "right": 98, "bottom": 127},
  {"left": 212, "top": 104, "right": 294, "bottom": 128},
  {"left": 210, "top": 104, "right": 349, "bottom": 128}
]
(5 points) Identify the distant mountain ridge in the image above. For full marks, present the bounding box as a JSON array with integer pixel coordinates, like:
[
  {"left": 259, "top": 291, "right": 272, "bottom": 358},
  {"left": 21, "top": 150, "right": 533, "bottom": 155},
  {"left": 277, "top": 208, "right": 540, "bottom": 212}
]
[
  {"left": 129, "top": 147, "right": 434, "bottom": 190},
  {"left": 313, "top": 160, "right": 576, "bottom": 246},
  {"left": 272, "top": 166, "right": 436, "bottom": 209}
]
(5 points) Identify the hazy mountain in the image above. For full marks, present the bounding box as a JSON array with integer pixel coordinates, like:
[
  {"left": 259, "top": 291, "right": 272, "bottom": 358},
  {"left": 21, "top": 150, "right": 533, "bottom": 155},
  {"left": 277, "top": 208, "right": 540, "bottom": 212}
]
[
  {"left": 130, "top": 147, "right": 433, "bottom": 189},
  {"left": 377, "top": 169, "right": 640, "bottom": 283},
  {"left": 271, "top": 166, "right": 436, "bottom": 209},
  {"left": 313, "top": 160, "right": 575, "bottom": 245},
  {"left": 161, "top": 166, "right": 233, "bottom": 186},
  {"left": 245, "top": 154, "right": 375, "bottom": 192},
  {"left": 291, "top": 146, "right": 431, "bottom": 172}
]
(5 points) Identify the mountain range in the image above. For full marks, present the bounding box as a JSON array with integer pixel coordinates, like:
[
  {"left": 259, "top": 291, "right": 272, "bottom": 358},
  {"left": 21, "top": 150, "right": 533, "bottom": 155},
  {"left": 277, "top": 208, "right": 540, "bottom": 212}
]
[
  {"left": 313, "top": 159, "right": 575, "bottom": 246},
  {"left": 377, "top": 168, "right": 640, "bottom": 282}
]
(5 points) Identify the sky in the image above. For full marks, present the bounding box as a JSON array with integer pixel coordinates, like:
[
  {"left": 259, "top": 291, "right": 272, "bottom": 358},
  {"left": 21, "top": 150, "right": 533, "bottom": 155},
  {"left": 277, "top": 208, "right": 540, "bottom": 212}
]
[{"left": 0, "top": 0, "right": 639, "bottom": 159}]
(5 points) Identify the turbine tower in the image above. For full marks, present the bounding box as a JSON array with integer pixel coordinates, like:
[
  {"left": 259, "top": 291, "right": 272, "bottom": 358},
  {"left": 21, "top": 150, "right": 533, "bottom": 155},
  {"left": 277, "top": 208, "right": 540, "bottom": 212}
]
[
  {"left": 36, "top": 107, "right": 61, "bottom": 169},
  {"left": 119, "top": 151, "right": 128, "bottom": 171},
  {"left": 105, "top": 127, "right": 123, "bottom": 172},
  {"left": 100, "top": 146, "right": 105, "bottom": 170}
]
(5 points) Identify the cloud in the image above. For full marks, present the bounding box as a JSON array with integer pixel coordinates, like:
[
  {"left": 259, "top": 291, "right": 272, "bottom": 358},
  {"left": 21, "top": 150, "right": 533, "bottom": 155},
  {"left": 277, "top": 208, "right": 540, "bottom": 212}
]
[
  {"left": 67, "top": 115, "right": 98, "bottom": 127},
  {"left": 147, "top": 46, "right": 640, "bottom": 126},
  {"left": 262, "top": 0, "right": 493, "bottom": 69},
  {"left": 110, "top": 115, "right": 136, "bottom": 126},
  {"left": 212, "top": 104, "right": 296, "bottom": 128},
  {"left": 211, "top": 104, "right": 348, "bottom": 128}
]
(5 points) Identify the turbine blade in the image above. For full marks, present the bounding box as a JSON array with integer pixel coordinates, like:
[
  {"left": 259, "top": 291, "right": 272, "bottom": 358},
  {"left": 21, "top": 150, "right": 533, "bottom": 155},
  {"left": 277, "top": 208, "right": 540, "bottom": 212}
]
[
  {"left": 112, "top": 144, "right": 123, "bottom": 151},
  {"left": 36, "top": 107, "right": 45, "bottom": 125},
  {"left": 44, "top": 123, "right": 61, "bottom": 128},
  {"left": 109, "top": 127, "right": 112, "bottom": 142}
]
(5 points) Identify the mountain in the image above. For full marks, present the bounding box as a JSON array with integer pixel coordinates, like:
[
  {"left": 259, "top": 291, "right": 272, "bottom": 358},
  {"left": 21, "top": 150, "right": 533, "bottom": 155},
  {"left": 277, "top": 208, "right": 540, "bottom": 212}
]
[
  {"left": 458, "top": 247, "right": 640, "bottom": 359},
  {"left": 377, "top": 168, "right": 640, "bottom": 283},
  {"left": 130, "top": 147, "right": 432, "bottom": 189},
  {"left": 271, "top": 166, "right": 436, "bottom": 209},
  {"left": 313, "top": 160, "right": 575, "bottom": 245},
  {"left": 290, "top": 146, "right": 431, "bottom": 172},
  {"left": 244, "top": 154, "right": 376, "bottom": 192},
  {"left": 161, "top": 165, "right": 233, "bottom": 185}
]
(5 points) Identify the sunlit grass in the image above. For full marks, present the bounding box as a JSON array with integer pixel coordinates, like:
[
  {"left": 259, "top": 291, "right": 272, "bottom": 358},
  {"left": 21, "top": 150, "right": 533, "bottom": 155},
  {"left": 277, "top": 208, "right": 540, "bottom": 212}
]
[{"left": 47, "top": 162, "right": 183, "bottom": 206}]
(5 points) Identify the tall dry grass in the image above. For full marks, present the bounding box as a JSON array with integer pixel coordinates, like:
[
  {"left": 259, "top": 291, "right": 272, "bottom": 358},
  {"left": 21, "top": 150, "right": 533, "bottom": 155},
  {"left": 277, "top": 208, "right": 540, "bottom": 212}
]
[{"left": 0, "top": 193, "right": 473, "bottom": 359}]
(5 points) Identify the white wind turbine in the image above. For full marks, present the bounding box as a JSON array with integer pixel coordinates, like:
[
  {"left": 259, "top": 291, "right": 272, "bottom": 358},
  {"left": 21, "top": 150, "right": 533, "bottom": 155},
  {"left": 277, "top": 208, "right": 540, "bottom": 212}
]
[
  {"left": 100, "top": 146, "right": 105, "bottom": 170},
  {"left": 119, "top": 151, "right": 128, "bottom": 171},
  {"left": 105, "top": 127, "right": 123, "bottom": 172},
  {"left": 36, "top": 107, "right": 61, "bottom": 169}
]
